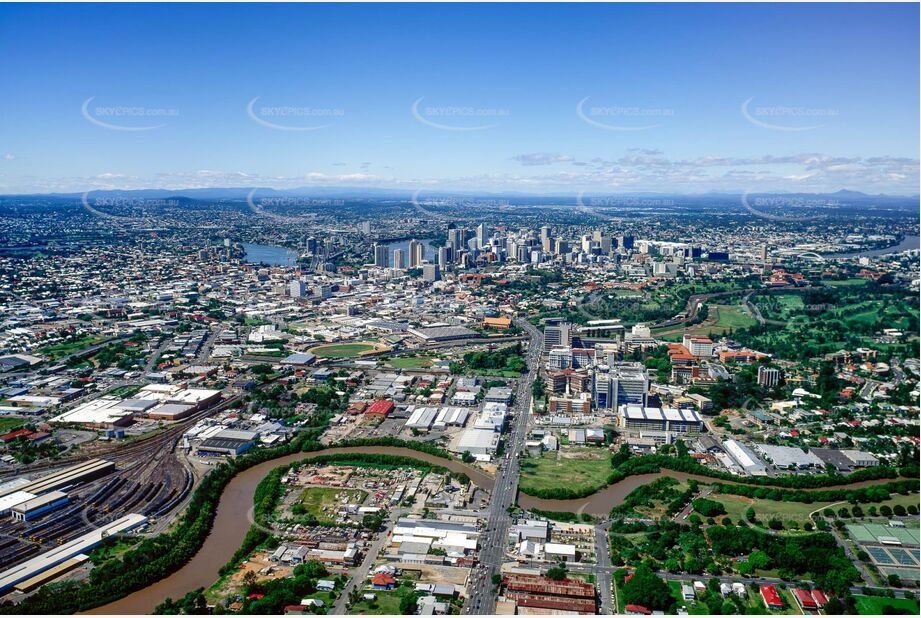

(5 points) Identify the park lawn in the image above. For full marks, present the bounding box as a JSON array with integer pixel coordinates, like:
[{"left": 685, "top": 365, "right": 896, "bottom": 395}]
[
  {"left": 297, "top": 487, "right": 366, "bottom": 524},
  {"left": 652, "top": 304, "right": 757, "bottom": 342},
  {"left": 36, "top": 335, "right": 109, "bottom": 359},
  {"left": 635, "top": 481, "right": 690, "bottom": 519},
  {"left": 108, "top": 384, "right": 142, "bottom": 398},
  {"left": 854, "top": 595, "right": 919, "bottom": 615},
  {"left": 758, "top": 293, "right": 805, "bottom": 320},
  {"left": 311, "top": 342, "right": 378, "bottom": 358},
  {"left": 518, "top": 448, "right": 612, "bottom": 495},
  {"left": 348, "top": 589, "right": 406, "bottom": 614},
  {"left": 89, "top": 537, "right": 141, "bottom": 567},
  {"left": 824, "top": 278, "right": 869, "bottom": 287},
  {"left": 0, "top": 417, "right": 26, "bottom": 434},
  {"left": 388, "top": 355, "right": 435, "bottom": 369},
  {"left": 711, "top": 493, "right": 830, "bottom": 525}
]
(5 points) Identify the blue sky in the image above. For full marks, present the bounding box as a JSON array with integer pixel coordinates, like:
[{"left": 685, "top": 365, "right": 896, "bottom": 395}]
[{"left": 0, "top": 3, "right": 918, "bottom": 194}]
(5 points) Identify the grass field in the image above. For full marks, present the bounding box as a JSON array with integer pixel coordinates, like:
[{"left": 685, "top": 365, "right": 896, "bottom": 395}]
[
  {"left": 36, "top": 335, "right": 108, "bottom": 359},
  {"left": 310, "top": 342, "right": 379, "bottom": 358},
  {"left": 348, "top": 590, "right": 404, "bottom": 614},
  {"left": 519, "top": 448, "right": 612, "bottom": 495},
  {"left": 757, "top": 293, "right": 805, "bottom": 320},
  {"left": 0, "top": 417, "right": 25, "bottom": 434},
  {"left": 824, "top": 278, "right": 869, "bottom": 287},
  {"left": 387, "top": 355, "right": 435, "bottom": 369},
  {"left": 854, "top": 595, "right": 919, "bottom": 615},
  {"left": 653, "top": 304, "right": 757, "bottom": 342},
  {"left": 712, "top": 493, "right": 831, "bottom": 525},
  {"left": 296, "top": 487, "right": 367, "bottom": 524}
]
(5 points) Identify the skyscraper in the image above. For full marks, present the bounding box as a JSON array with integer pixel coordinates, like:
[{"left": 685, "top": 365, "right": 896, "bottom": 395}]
[
  {"left": 408, "top": 239, "right": 423, "bottom": 267},
  {"left": 422, "top": 263, "right": 441, "bottom": 282},
  {"left": 540, "top": 226, "right": 552, "bottom": 253},
  {"left": 476, "top": 223, "right": 489, "bottom": 249},
  {"left": 373, "top": 242, "right": 389, "bottom": 267},
  {"left": 393, "top": 248, "right": 406, "bottom": 269}
]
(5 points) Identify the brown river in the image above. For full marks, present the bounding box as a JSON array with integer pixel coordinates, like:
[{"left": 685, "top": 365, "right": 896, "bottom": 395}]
[{"left": 90, "top": 446, "right": 895, "bottom": 614}]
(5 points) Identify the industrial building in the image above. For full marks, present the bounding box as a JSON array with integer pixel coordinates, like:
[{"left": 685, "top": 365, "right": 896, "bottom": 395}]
[
  {"left": 503, "top": 573, "right": 596, "bottom": 614},
  {"left": 453, "top": 428, "right": 500, "bottom": 457},
  {"left": 405, "top": 406, "right": 439, "bottom": 431},
  {"left": 754, "top": 443, "right": 825, "bottom": 470},
  {"left": 407, "top": 326, "right": 477, "bottom": 342},
  {"left": 0, "top": 459, "right": 115, "bottom": 499},
  {"left": 432, "top": 407, "right": 469, "bottom": 429},
  {"left": 722, "top": 439, "right": 767, "bottom": 476},
  {"left": 0, "top": 513, "right": 147, "bottom": 593},
  {"left": 197, "top": 429, "right": 259, "bottom": 456},
  {"left": 11, "top": 490, "right": 69, "bottom": 521}
]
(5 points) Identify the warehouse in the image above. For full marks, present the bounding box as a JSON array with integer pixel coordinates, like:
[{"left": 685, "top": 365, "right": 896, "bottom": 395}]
[
  {"left": 15, "top": 459, "right": 115, "bottom": 497},
  {"left": 12, "top": 491, "right": 69, "bottom": 521},
  {"left": 722, "top": 439, "right": 767, "bottom": 476},
  {"left": 754, "top": 444, "right": 824, "bottom": 470},
  {"left": 0, "top": 490, "right": 36, "bottom": 516},
  {"left": 0, "top": 513, "right": 147, "bottom": 593},
  {"left": 841, "top": 450, "right": 879, "bottom": 468},
  {"left": 48, "top": 396, "right": 136, "bottom": 427},
  {"left": 433, "top": 407, "right": 469, "bottom": 429},
  {"left": 147, "top": 402, "right": 195, "bottom": 421},
  {"left": 197, "top": 429, "right": 259, "bottom": 456},
  {"left": 544, "top": 542, "right": 577, "bottom": 562},
  {"left": 407, "top": 326, "right": 477, "bottom": 342},
  {"left": 405, "top": 406, "right": 439, "bottom": 431},
  {"left": 453, "top": 428, "right": 499, "bottom": 457}
]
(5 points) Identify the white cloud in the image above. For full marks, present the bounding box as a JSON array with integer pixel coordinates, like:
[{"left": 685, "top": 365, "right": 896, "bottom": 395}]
[{"left": 511, "top": 152, "right": 576, "bottom": 166}]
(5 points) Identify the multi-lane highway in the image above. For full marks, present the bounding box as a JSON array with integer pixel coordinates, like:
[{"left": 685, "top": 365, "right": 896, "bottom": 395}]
[{"left": 464, "top": 318, "right": 542, "bottom": 615}]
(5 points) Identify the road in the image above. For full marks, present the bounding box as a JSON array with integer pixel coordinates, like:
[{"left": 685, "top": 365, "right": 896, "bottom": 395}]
[
  {"left": 594, "top": 522, "right": 614, "bottom": 614},
  {"left": 464, "top": 317, "right": 542, "bottom": 615},
  {"left": 332, "top": 508, "right": 404, "bottom": 614}
]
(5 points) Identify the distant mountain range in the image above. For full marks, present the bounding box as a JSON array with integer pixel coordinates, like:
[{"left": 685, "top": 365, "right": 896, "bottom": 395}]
[{"left": 2, "top": 187, "right": 917, "bottom": 202}]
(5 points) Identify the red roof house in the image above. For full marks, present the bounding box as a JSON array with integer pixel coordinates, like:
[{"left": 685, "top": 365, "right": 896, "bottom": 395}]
[
  {"left": 364, "top": 399, "right": 394, "bottom": 418},
  {"left": 760, "top": 585, "right": 783, "bottom": 610}
]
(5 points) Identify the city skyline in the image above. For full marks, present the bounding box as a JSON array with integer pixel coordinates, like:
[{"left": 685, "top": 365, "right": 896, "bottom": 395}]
[{"left": 1, "top": 3, "right": 919, "bottom": 195}]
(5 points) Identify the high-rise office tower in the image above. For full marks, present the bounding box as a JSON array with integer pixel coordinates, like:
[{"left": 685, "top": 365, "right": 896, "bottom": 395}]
[
  {"left": 540, "top": 226, "right": 552, "bottom": 253},
  {"left": 393, "top": 248, "right": 406, "bottom": 269},
  {"left": 373, "top": 242, "right": 389, "bottom": 267},
  {"left": 422, "top": 263, "right": 441, "bottom": 282},
  {"left": 408, "top": 239, "right": 423, "bottom": 267},
  {"left": 476, "top": 223, "right": 489, "bottom": 249},
  {"left": 306, "top": 237, "right": 318, "bottom": 255},
  {"left": 289, "top": 280, "right": 306, "bottom": 298},
  {"left": 543, "top": 321, "right": 573, "bottom": 352},
  {"left": 437, "top": 246, "right": 452, "bottom": 268}
]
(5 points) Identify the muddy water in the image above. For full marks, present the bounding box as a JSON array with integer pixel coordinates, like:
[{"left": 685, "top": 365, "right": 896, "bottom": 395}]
[{"left": 90, "top": 447, "right": 896, "bottom": 614}]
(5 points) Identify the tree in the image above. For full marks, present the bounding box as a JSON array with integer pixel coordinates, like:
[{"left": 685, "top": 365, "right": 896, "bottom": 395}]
[
  {"left": 888, "top": 574, "right": 903, "bottom": 588},
  {"left": 745, "top": 506, "right": 757, "bottom": 523},
  {"left": 546, "top": 564, "right": 568, "bottom": 581},
  {"left": 461, "top": 450, "right": 475, "bottom": 464},
  {"left": 692, "top": 498, "right": 726, "bottom": 517},
  {"left": 621, "top": 565, "right": 674, "bottom": 612}
]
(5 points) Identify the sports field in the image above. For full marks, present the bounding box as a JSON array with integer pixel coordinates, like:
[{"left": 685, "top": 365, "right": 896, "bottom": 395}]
[
  {"left": 309, "top": 342, "right": 385, "bottom": 358},
  {"left": 846, "top": 523, "right": 920, "bottom": 545}
]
